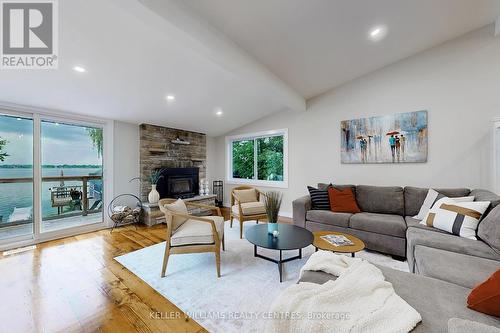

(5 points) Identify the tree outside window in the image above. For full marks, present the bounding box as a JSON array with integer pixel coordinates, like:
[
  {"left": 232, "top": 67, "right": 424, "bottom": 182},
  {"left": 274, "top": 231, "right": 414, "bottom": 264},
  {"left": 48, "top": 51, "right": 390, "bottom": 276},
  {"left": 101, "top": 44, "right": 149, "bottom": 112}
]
[
  {"left": 232, "top": 139, "right": 254, "bottom": 179},
  {"left": 231, "top": 134, "right": 285, "bottom": 182}
]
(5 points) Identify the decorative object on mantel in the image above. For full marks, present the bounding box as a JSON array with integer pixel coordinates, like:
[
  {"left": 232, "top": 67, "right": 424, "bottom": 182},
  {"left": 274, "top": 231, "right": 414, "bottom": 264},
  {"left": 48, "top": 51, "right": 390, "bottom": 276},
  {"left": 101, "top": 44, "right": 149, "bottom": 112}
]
[
  {"left": 199, "top": 178, "right": 210, "bottom": 195},
  {"left": 341, "top": 110, "right": 428, "bottom": 164},
  {"left": 108, "top": 194, "right": 142, "bottom": 232},
  {"left": 213, "top": 180, "right": 223, "bottom": 207},
  {"left": 148, "top": 170, "right": 163, "bottom": 204},
  {"left": 265, "top": 190, "right": 283, "bottom": 234},
  {"left": 171, "top": 136, "right": 190, "bottom": 145}
]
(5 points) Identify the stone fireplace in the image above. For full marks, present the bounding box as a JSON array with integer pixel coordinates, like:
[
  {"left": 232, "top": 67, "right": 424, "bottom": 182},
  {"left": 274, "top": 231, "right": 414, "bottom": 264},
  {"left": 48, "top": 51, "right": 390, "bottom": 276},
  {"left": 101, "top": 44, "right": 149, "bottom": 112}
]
[{"left": 139, "top": 124, "right": 206, "bottom": 202}]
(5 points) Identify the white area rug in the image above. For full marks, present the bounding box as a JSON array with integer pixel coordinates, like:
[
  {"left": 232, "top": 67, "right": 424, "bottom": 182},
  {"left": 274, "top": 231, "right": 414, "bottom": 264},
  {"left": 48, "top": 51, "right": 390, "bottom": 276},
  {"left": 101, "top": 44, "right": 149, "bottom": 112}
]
[{"left": 115, "top": 221, "right": 409, "bottom": 333}]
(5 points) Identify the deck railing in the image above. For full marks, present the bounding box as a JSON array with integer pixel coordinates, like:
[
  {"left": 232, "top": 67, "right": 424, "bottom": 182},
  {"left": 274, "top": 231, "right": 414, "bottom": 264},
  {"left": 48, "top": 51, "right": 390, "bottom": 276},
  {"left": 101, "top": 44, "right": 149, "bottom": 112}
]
[{"left": 0, "top": 175, "right": 102, "bottom": 228}]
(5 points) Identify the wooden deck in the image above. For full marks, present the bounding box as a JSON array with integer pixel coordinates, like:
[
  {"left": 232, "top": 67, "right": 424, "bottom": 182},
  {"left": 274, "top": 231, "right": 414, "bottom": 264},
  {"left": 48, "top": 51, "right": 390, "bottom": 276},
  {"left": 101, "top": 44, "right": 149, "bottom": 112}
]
[
  {"left": 0, "top": 212, "right": 102, "bottom": 240},
  {"left": 0, "top": 208, "right": 291, "bottom": 333}
]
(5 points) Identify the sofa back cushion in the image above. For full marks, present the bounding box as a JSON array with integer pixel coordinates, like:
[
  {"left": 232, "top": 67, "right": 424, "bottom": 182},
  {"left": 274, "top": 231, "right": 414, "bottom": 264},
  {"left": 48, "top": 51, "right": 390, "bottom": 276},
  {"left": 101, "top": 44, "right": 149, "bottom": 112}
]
[
  {"left": 355, "top": 185, "right": 404, "bottom": 215},
  {"left": 404, "top": 186, "right": 470, "bottom": 216},
  {"left": 317, "top": 183, "right": 356, "bottom": 192},
  {"left": 470, "top": 189, "right": 500, "bottom": 219},
  {"left": 478, "top": 203, "right": 500, "bottom": 254}
]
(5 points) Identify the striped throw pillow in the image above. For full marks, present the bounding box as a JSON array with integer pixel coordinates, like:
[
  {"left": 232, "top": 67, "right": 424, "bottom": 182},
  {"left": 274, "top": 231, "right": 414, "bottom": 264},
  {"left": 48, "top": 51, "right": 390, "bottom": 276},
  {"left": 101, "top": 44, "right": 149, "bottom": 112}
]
[
  {"left": 420, "top": 196, "right": 474, "bottom": 225},
  {"left": 307, "top": 186, "right": 330, "bottom": 210},
  {"left": 423, "top": 201, "right": 490, "bottom": 239}
]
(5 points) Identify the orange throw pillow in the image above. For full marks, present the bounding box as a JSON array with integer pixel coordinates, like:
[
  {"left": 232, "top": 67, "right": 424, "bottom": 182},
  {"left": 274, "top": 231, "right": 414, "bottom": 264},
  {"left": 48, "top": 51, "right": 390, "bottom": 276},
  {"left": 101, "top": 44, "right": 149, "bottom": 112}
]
[
  {"left": 467, "top": 269, "right": 500, "bottom": 317},
  {"left": 328, "top": 186, "right": 361, "bottom": 214}
]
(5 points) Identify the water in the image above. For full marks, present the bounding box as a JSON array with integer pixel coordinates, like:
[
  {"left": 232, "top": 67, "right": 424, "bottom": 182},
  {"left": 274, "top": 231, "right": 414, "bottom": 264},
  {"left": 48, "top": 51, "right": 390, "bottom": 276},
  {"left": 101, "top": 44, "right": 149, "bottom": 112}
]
[{"left": 0, "top": 167, "right": 102, "bottom": 223}]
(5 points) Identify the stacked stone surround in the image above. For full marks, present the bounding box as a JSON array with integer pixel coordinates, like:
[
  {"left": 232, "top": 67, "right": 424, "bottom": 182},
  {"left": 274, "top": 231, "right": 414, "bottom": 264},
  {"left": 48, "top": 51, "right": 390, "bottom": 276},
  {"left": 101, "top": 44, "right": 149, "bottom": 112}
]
[{"left": 140, "top": 124, "right": 206, "bottom": 201}]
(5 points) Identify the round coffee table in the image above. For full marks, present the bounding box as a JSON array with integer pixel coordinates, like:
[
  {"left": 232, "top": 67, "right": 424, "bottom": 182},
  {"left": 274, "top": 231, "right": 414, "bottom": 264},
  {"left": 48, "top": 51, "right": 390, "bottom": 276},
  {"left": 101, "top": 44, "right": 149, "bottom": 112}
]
[
  {"left": 313, "top": 231, "right": 365, "bottom": 257},
  {"left": 245, "top": 224, "right": 313, "bottom": 282}
]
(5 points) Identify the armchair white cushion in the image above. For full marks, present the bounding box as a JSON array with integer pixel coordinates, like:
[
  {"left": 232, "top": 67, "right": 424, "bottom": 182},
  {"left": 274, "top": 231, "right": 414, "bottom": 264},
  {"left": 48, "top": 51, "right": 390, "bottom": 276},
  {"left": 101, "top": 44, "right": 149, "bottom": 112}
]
[
  {"left": 232, "top": 202, "right": 266, "bottom": 216},
  {"left": 170, "top": 216, "right": 225, "bottom": 246}
]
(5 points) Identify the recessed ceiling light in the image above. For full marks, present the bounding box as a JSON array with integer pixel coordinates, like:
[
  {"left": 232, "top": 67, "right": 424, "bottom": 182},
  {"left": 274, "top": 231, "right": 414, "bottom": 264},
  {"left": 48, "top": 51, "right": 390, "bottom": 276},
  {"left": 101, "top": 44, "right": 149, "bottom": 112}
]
[
  {"left": 73, "top": 66, "right": 86, "bottom": 73},
  {"left": 368, "top": 25, "right": 387, "bottom": 42},
  {"left": 215, "top": 109, "right": 223, "bottom": 116},
  {"left": 166, "top": 95, "right": 175, "bottom": 101}
]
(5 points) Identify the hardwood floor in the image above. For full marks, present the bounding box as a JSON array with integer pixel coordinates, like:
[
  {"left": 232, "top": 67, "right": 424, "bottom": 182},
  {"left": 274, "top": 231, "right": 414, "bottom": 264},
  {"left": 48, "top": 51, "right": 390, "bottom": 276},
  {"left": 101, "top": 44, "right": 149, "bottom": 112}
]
[{"left": 0, "top": 208, "right": 291, "bottom": 333}]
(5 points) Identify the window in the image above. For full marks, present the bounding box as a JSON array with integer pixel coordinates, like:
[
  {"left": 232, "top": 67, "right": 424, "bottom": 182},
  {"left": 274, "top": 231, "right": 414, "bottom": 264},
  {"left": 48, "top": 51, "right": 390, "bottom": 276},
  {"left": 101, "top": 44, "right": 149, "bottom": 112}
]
[{"left": 226, "top": 129, "right": 288, "bottom": 187}]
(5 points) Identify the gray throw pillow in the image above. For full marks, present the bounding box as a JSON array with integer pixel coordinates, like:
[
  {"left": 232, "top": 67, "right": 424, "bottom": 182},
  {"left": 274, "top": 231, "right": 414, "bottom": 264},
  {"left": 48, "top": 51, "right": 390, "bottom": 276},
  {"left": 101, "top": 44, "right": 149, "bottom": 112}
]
[{"left": 478, "top": 203, "right": 500, "bottom": 255}]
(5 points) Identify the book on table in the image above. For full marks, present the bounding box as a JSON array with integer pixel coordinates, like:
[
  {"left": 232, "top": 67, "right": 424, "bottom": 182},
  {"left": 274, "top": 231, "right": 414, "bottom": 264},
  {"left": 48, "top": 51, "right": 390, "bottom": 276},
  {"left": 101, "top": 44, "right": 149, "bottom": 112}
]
[{"left": 320, "top": 234, "right": 354, "bottom": 247}]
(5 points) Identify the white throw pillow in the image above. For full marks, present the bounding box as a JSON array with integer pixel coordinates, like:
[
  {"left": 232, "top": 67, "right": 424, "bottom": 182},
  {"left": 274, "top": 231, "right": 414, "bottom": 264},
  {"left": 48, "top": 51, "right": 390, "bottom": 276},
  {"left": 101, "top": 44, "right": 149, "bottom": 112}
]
[
  {"left": 414, "top": 189, "right": 441, "bottom": 220},
  {"left": 420, "top": 196, "right": 475, "bottom": 225},
  {"left": 165, "top": 199, "right": 188, "bottom": 230},
  {"left": 423, "top": 201, "right": 490, "bottom": 239}
]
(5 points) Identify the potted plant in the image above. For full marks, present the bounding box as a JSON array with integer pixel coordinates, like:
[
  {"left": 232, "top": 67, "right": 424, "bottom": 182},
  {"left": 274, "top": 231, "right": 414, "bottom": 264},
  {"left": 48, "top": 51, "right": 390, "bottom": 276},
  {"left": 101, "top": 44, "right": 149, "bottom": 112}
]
[
  {"left": 264, "top": 191, "right": 282, "bottom": 234},
  {"left": 148, "top": 170, "right": 163, "bottom": 204}
]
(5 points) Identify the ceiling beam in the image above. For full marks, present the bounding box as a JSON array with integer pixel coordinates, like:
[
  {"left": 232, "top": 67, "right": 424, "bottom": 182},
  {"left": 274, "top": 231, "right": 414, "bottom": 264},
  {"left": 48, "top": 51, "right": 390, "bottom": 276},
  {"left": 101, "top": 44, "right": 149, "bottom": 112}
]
[{"left": 115, "top": 0, "right": 306, "bottom": 113}]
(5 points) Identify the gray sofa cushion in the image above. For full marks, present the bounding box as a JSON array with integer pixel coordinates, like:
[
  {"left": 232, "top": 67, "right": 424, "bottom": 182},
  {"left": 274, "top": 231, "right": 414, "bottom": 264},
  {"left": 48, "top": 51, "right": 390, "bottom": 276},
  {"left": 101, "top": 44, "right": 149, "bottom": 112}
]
[
  {"left": 306, "top": 210, "right": 352, "bottom": 228},
  {"left": 404, "top": 186, "right": 471, "bottom": 216},
  {"left": 472, "top": 188, "right": 500, "bottom": 221},
  {"left": 448, "top": 318, "right": 500, "bottom": 333},
  {"left": 414, "top": 245, "right": 500, "bottom": 289},
  {"left": 317, "top": 183, "right": 356, "bottom": 192},
  {"left": 349, "top": 212, "right": 406, "bottom": 238},
  {"left": 470, "top": 189, "right": 500, "bottom": 209},
  {"left": 299, "top": 266, "right": 500, "bottom": 332},
  {"left": 356, "top": 185, "right": 404, "bottom": 215},
  {"left": 478, "top": 203, "right": 500, "bottom": 255},
  {"left": 406, "top": 227, "right": 500, "bottom": 273}
]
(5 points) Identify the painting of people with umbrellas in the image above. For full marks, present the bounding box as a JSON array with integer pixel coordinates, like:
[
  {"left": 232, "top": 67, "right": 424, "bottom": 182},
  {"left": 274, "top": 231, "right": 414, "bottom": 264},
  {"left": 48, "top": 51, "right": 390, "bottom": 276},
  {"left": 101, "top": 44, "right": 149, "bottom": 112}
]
[{"left": 341, "top": 110, "right": 427, "bottom": 163}]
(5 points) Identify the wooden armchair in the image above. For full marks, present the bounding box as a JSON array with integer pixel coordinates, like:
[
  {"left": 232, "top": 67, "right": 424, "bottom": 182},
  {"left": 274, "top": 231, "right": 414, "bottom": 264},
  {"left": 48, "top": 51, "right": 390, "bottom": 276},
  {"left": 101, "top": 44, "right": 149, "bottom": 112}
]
[
  {"left": 158, "top": 198, "right": 225, "bottom": 278},
  {"left": 230, "top": 186, "right": 267, "bottom": 239}
]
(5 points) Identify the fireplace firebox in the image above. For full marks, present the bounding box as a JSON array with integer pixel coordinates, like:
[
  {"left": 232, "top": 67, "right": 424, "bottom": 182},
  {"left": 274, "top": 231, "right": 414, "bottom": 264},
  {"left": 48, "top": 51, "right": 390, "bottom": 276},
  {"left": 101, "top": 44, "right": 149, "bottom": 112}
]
[{"left": 156, "top": 167, "right": 199, "bottom": 199}]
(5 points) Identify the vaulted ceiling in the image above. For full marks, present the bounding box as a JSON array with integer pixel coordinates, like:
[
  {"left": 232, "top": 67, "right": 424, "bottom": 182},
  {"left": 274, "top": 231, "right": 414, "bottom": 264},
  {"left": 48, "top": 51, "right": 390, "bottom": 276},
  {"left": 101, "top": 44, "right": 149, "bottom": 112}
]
[{"left": 0, "top": 0, "right": 499, "bottom": 135}]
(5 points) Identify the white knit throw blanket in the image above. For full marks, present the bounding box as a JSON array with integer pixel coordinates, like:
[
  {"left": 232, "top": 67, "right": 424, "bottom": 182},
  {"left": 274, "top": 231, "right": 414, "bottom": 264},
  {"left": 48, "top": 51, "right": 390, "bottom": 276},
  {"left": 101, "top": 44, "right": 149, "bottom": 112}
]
[{"left": 265, "top": 251, "right": 422, "bottom": 333}]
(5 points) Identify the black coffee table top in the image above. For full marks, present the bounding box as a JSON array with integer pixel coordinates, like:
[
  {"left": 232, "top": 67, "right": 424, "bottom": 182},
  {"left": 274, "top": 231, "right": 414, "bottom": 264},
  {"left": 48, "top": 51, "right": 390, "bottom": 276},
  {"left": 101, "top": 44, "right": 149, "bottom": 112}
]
[{"left": 245, "top": 224, "right": 313, "bottom": 250}]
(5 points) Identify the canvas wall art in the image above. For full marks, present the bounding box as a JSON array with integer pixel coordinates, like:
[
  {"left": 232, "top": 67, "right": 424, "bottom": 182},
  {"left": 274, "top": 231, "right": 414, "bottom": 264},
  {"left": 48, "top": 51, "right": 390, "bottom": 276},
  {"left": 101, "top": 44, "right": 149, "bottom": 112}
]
[{"left": 341, "top": 110, "right": 428, "bottom": 164}]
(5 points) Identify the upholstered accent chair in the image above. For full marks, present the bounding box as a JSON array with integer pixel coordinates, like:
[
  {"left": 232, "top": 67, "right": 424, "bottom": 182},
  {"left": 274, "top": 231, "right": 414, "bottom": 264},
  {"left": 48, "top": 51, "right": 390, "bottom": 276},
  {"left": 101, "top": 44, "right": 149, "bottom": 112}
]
[
  {"left": 158, "top": 198, "right": 225, "bottom": 278},
  {"left": 230, "top": 186, "right": 267, "bottom": 239}
]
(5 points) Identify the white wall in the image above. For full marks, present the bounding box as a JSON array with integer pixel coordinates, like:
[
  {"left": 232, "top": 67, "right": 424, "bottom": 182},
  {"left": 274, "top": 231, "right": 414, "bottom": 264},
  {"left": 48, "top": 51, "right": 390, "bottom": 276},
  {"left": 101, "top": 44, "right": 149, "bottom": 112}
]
[
  {"left": 113, "top": 121, "right": 140, "bottom": 199},
  {"left": 214, "top": 25, "right": 500, "bottom": 215}
]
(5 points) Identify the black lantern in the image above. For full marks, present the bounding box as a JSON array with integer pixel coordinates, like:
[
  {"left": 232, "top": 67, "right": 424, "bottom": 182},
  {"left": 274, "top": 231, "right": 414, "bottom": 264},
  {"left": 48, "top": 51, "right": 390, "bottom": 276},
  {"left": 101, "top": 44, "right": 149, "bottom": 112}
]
[{"left": 213, "top": 180, "right": 223, "bottom": 207}]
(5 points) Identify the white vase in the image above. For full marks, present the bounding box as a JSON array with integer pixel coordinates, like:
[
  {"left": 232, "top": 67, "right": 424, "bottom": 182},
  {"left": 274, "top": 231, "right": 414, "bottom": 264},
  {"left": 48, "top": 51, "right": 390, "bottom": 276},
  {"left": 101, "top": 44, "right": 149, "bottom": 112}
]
[{"left": 148, "top": 184, "right": 160, "bottom": 204}]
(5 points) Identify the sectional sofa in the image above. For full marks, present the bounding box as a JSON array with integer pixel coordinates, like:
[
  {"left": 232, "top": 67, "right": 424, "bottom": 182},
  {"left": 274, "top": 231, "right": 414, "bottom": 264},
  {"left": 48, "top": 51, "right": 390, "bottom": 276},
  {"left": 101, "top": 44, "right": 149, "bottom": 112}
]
[
  {"left": 293, "top": 184, "right": 500, "bottom": 331},
  {"left": 293, "top": 184, "right": 500, "bottom": 261}
]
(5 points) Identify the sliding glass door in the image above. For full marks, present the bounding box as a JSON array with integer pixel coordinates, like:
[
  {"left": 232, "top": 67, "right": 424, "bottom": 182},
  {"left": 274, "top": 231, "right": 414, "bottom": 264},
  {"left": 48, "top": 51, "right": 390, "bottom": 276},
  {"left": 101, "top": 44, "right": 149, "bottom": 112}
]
[
  {"left": 40, "top": 120, "right": 103, "bottom": 233},
  {"left": 0, "top": 109, "right": 106, "bottom": 247},
  {"left": 0, "top": 114, "right": 34, "bottom": 241}
]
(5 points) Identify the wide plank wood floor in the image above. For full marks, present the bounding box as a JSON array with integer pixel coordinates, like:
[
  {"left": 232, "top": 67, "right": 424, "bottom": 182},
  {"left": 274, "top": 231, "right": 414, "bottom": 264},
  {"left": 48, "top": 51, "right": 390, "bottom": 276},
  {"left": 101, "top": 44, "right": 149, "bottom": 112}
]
[{"left": 0, "top": 208, "right": 291, "bottom": 333}]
